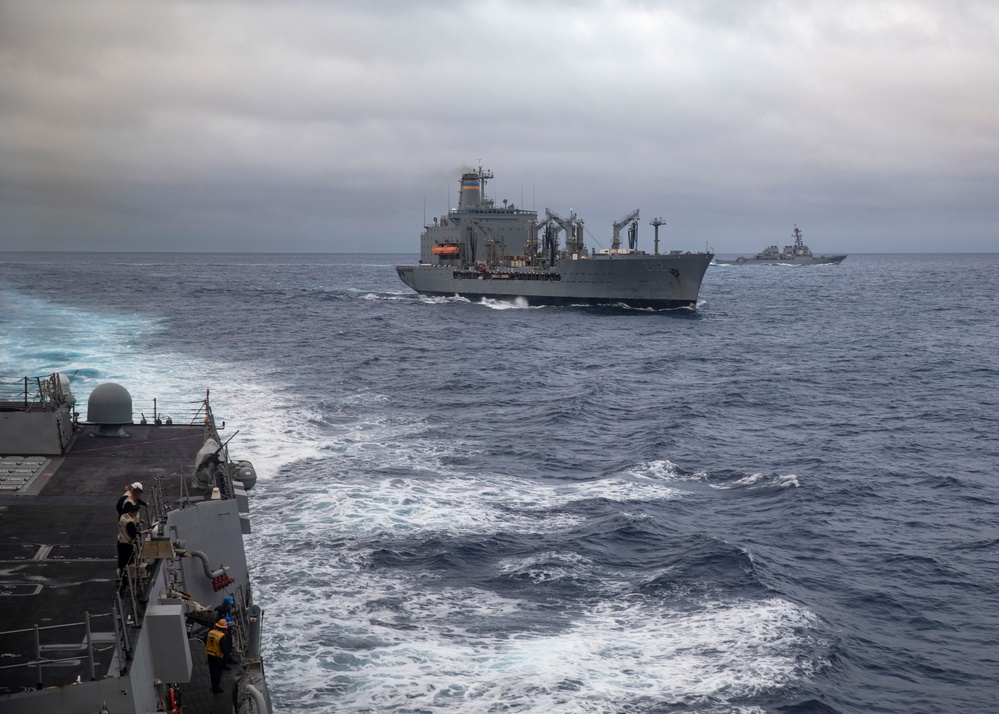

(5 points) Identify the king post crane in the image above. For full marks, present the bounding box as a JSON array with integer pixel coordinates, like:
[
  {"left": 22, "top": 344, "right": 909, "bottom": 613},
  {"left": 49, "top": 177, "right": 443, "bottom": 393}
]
[
  {"left": 611, "top": 209, "right": 640, "bottom": 251},
  {"left": 545, "top": 208, "right": 585, "bottom": 256}
]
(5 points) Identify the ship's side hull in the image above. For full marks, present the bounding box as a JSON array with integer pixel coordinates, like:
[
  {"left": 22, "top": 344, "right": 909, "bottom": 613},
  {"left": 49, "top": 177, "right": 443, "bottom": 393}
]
[
  {"left": 714, "top": 255, "right": 847, "bottom": 266},
  {"left": 397, "top": 252, "right": 712, "bottom": 309}
]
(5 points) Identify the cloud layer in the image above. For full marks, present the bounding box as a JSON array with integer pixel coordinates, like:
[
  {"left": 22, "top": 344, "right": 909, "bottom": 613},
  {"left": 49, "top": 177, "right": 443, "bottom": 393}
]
[{"left": 2, "top": 0, "right": 997, "bottom": 252}]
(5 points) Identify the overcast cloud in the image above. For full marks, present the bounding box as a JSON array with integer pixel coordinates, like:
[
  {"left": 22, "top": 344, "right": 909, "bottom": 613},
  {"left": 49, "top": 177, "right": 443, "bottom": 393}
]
[{"left": 1, "top": 0, "right": 997, "bottom": 253}]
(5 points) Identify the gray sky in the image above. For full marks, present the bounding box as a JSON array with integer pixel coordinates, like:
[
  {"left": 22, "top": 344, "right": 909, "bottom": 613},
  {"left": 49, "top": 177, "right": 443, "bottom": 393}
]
[{"left": 2, "top": 0, "right": 997, "bottom": 254}]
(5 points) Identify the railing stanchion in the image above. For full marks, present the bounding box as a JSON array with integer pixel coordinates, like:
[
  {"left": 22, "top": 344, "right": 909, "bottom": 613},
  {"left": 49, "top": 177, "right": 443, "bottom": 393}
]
[
  {"left": 34, "top": 624, "right": 43, "bottom": 689},
  {"left": 85, "top": 611, "right": 96, "bottom": 681}
]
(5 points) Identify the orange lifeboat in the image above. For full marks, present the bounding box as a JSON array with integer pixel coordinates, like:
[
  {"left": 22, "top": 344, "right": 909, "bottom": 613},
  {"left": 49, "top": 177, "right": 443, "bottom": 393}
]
[{"left": 432, "top": 245, "right": 460, "bottom": 256}]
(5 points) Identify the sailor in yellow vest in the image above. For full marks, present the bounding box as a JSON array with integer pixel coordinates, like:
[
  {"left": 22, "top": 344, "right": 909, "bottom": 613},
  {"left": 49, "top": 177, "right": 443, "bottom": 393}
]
[{"left": 206, "top": 618, "right": 232, "bottom": 694}]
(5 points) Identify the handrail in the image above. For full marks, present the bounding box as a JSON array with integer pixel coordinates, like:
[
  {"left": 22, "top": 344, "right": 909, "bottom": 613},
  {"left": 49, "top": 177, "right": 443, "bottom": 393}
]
[
  {"left": 0, "top": 611, "right": 112, "bottom": 637},
  {"left": 0, "top": 373, "right": 208, "bottom": 424},
  {"left": 0, "top": 612, "right": 112, "bottom": 637},
  {"left": 0, "top": 612, "right": 112, "bottom": 681}
]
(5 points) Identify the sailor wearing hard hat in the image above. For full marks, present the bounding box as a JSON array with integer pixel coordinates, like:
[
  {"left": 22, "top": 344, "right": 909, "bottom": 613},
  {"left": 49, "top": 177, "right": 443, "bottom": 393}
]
[{"left": 206, "top": 618, "right": 232, "bottom": 694}]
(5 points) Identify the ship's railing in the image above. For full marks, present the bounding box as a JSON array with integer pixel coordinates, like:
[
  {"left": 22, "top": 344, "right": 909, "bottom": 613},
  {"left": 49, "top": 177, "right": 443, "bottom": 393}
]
[
  {"left": 0, "top": 612, "right": 115, "bottom": 689},
  {"left": 0, "top": 374, "right": 70, "bottom": 410},
  {"left": 129, "top": 394, "right": 208, "bottom": 427},
  {"left": 0, "top": 375, "right": 41, "bottom": 407},
  {"left": 198, "top": 389, "right": 243, "bottom": 501},
  {"left": 0, "top": 373, "right": 210, "bottom": 425},
  {"left": 113, "top": 488, "right": 159, "bottom": 668}
]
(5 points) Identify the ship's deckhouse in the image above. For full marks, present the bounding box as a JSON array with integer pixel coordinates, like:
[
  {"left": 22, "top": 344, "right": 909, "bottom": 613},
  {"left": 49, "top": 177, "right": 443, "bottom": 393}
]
[{"left": 420, "top": 166, "right": 538, "bottom": 266}]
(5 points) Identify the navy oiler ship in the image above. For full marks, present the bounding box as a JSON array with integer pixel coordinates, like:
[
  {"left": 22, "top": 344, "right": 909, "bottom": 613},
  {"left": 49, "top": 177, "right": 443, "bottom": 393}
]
[
  {"left": 396, "top": 166, "right": 713, "bottom": 309},
  {"left": 715, "top": 225, "right": 847, "bottom": 265},
  {"left": 0, "top": 373, "right": 270, "bottom": 714}
]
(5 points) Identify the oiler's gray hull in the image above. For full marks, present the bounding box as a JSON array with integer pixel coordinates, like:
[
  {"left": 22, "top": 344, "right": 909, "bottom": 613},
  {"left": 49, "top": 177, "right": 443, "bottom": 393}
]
[{"left": 397, "top": 252, "right": 713, "bottom": 309}]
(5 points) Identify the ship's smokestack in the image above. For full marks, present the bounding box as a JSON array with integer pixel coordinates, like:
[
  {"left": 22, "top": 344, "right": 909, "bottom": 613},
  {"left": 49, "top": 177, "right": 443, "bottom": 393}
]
[{"left": 458, "top": 172, "right": 481, "bottom": 210}]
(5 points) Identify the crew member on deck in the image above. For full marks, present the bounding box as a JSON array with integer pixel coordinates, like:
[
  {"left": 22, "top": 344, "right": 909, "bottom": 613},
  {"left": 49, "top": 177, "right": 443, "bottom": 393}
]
[
  {"left": 214, "top": 596, "right": 239, "bottom": 666},
  {"left": 116, "top": 481, "right": 146, "bottom": 516},
  {"left": 116, "top": 501, "right": 149, "bottom": 583},
  {"left": 206, "top": 619, "right": 231, "bottom": 694},
  {"left": 214, "top": 595, "right": 235, "bottom": 620}
]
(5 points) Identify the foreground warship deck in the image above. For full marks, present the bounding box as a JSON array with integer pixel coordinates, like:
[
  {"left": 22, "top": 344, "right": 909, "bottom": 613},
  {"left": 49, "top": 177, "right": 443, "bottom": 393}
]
[
  {"left": 0, "top": 374, "right": 269, "bottom": 714},
  {"left": 397, "top": 166, "right": 713, "bottom": 308}
]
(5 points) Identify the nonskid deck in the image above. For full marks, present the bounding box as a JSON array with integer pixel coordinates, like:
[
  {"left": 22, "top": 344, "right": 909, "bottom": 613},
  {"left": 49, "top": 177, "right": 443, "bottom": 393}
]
[{"left": 0, "top": 423, "right": 204, "bottom": 695}]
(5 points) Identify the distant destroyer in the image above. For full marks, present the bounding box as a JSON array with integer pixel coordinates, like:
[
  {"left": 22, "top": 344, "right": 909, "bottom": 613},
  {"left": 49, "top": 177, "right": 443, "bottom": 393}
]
[
  {"left": 396, "top": 166, "right": 713, "bottom": 309},
  {"left": 715, "top": 225, "right": 846, "bottom": 265}
]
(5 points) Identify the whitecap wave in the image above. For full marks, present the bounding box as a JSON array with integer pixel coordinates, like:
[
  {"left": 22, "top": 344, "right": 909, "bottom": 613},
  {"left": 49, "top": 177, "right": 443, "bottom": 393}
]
[{"left": 711, "top": 472, "right": 801, "bottom": 490}]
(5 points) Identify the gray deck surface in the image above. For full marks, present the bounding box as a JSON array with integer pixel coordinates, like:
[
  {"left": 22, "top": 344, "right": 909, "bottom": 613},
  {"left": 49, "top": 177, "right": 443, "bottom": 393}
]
[{"left": 0, "top": 422, "right": 205, "bottom": 695}]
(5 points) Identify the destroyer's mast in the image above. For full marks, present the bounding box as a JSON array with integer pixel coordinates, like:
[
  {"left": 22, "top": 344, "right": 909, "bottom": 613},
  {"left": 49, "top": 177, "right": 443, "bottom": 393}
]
[{"left": 792, "top": 224, "right": 804, "bottom": 250}]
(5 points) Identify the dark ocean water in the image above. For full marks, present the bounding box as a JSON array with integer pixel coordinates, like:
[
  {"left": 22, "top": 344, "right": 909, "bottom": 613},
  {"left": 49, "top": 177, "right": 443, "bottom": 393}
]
[{"left": 1, "top": 252, "right": 997, "bottom": 713}]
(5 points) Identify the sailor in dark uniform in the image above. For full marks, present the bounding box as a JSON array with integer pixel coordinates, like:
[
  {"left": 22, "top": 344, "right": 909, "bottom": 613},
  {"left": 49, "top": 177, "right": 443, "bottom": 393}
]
[{"left": 214, "top": 595, "right": 235, "bottom": 620}]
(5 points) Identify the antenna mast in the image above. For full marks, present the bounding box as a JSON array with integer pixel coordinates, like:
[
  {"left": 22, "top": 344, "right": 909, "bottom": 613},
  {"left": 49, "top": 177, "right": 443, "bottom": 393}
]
[{"left": 650, "top": 217, "right": 665, "bottom": 255}]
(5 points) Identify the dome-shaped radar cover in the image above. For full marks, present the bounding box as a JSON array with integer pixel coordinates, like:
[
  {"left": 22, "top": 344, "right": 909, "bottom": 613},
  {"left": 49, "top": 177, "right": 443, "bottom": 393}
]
[{"left": 87, "top": 383, "right": 133, "bottom": 425}]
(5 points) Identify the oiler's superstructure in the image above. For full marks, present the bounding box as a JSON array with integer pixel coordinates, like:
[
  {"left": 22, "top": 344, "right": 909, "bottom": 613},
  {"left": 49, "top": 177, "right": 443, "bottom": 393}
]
[
  {"left": 0, "top": 373, "right": 270, "bottom": 714},
  {"left": 396, "top": 166, "right": 713, "bottom": 309}
]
